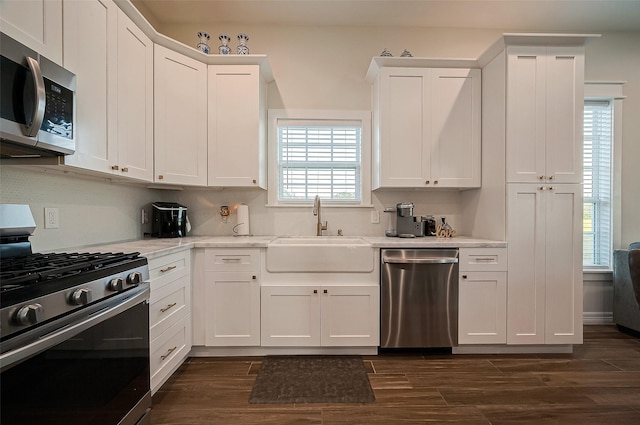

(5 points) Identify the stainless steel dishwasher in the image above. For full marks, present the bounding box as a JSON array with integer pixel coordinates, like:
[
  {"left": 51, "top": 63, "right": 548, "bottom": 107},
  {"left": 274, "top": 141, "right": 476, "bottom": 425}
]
[{"left": 381, "top": 249, "right": 459, "bottom": 348}]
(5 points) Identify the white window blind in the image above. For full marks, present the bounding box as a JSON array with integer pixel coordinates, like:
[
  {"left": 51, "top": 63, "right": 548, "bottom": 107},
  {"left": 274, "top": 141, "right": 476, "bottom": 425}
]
[
  {"left": 277, "top": 122, "right": 361, "bottom": 202},
  {"left": 583, "top": 100, "right": 613, "bottom": 268}
]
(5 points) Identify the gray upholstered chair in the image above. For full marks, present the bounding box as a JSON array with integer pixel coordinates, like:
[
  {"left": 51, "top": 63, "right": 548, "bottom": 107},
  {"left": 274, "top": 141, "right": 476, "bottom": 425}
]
[
  {"left": 613, "top": 242, "right": 640, "bottom": 333},
  {"left": 629, "top": 249, "right": 640, "bottom": 308}
]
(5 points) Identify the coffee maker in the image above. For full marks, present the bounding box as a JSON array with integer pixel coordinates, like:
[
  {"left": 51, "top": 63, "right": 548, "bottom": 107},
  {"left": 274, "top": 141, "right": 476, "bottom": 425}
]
[{"left": 395, "top": 202, "right": 425, "bottom": 238}]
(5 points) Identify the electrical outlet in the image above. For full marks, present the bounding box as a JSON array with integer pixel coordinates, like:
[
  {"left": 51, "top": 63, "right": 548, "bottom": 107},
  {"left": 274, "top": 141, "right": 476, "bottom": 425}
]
[
  {"left": 371, "top": 210, "right": 380, "bottom": 224},
  {"left": 44, "top": 208, "right": 59, "bottom": 229}
]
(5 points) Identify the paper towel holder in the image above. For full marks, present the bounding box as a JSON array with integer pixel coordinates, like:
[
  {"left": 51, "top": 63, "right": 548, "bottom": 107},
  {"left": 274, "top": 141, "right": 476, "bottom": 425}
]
[{"left": 233, "top": 203, "right": 251, "bottom": 236}]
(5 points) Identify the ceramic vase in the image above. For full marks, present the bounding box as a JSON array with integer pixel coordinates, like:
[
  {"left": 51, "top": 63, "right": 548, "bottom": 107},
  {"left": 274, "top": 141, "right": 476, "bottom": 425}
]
[
  {"left": 237, "top": 33, "right": 250, "bottom": 55},
  {"left": 196, "top": 31, "right": 210, "bottom": 54},
  {"left": 218, "top": 33, "right": 231, "bottom": 54}
]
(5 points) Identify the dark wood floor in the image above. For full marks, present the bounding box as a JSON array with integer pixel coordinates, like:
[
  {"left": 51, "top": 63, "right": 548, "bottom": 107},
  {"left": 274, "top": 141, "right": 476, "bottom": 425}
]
[{"left": 151, "top": 325, "right": 640, "bottom": 424}]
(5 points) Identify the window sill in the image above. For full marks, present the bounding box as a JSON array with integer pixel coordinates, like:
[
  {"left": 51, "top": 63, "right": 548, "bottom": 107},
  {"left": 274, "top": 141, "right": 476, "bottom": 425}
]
[{"left": 583, "top": 269, "right": 613, "bottom": 282}]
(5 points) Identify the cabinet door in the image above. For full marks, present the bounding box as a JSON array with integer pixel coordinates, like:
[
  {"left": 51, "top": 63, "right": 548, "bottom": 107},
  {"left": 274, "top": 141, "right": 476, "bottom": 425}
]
[
  {"left": 459, "top": 272, "right": 507, "bottom": 344},
  {"left": 375, "top": 67, "right": 431, "bottom": 188},
  {"left": 544, "top": 184, "right": 583, "bottom": 343},
  {"left": 154, "top": 45, "right": 207, "bottom": 185},
  {"left": 261, "top": 286, "right": 320, "bottom": 346},
  {"left": 208, "top": 65, "right": 266, "bottom": 188},
  {"left": 115, "top": 10, "right": 153, "bottom": 181},
  {"left": 0, "top": 0, "right": 62, "bottom": 64},
  {"left": 62, "top": 0, "right": 117, "bottom": 174},
  {"left": 506, "top": 184, "right": 546, "bottom": 344},
  {"left": 545, "top": 47, "right": 584, "bottom": 184},
  {"left": 321, "top": 286, "right": 379, "bottom": 347},
  {"left": 506, "top": 46, "right": 547, "bottom": 183},
  {"left": 431, "top": 68, "right": 481, "bottom": 188},
  {"left": 204, "top": 272, "right": 260, "bottom": 346}
]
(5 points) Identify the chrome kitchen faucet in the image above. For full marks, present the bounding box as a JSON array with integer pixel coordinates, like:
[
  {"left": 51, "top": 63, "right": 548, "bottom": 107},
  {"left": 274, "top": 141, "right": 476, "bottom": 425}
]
[{"left": 313, "top": 195, "right": 328, "bottom": 236}]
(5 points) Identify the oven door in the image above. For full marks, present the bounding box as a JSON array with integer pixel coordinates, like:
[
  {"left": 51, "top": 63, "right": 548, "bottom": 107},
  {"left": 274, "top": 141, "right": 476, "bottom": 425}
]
[{"left": 1, "top": 285, "right": 150, "bottom": 425}]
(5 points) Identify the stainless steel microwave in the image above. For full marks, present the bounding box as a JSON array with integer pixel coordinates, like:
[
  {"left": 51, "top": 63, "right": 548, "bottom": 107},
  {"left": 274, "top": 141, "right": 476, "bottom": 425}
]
[{"left": 0, "top": 32, "right": 76, "bottom": 158}]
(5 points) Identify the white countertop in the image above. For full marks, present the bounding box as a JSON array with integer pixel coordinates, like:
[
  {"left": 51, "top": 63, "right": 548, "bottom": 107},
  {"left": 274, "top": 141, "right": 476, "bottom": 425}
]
[{"left": 81, "top": 235, "right": 505, "bottom": 259}]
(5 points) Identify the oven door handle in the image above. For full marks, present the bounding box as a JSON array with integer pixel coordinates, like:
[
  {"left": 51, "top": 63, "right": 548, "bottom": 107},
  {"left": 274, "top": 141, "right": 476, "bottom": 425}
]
[{"left": 0, "top": 285, "right": 149, "bottom": 371}]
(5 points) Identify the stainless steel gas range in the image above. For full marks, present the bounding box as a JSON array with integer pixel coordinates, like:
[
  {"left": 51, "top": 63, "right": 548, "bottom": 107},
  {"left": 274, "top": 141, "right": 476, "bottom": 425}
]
[{"left": 0, "top": 205, "right": 151, "bottom": 425}]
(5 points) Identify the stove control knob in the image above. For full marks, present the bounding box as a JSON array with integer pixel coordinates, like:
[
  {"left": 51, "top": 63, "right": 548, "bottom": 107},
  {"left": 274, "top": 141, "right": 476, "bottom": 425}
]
[
  {"left": 70, "top": 288, "right": 92, "bottom": 305},
  {"left": 14, "top": 303, "right": 44, "bottom": 326},
  {"left": 127, "top": 272, "right": 143, "bottom": 285},
  {"left": 108, "top": 277, "right": 125, "bottom": 291}
]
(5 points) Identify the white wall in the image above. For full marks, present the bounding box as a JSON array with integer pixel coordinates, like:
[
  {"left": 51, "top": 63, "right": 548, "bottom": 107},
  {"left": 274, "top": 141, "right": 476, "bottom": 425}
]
[{"left": 0, "top": 166, "right": 169, "bottom": 252}]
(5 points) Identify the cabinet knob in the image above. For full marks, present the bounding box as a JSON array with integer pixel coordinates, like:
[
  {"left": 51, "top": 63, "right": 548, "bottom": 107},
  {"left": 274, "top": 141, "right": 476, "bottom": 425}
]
[
  {"left": 252, "top": 179, "right": 257, "bottom": 184},
  {"left": 548, "top": 175, "right": 554, "bottom": 180},
  {"left": 548, "top": 186, "right": 554, "bottom": 191},
  {"left": 538, "top": 186, "right": 546, "bottom": 191},
  {"left": 324, "top": 289, "right": 328, "bottom": 294},
  {"left": 111, "top": 165, "right": 119, "bottom": 170},
  {"left": 539, "top": 175, "right": 545, "bottom": 180},
  {"left": 313, "top": 289, "right": 318, "bottom": 294},
  {"left": 462, "top": 275, "right": 468, "bottom": 279},
  {"left": 434, "top": 180, "right": 439, "bottom": 185},
  {"left": 252, "top": 275, "right": 257, "bottom": 280},
  {"left": 121, "top": 167, "right": 129, "bottom": 173},
  {"left": 158, "top": 175, "right": 164, "bottom": 180},
  {"left": 425, "top": 180, "right": 430, "bottom": 185}
]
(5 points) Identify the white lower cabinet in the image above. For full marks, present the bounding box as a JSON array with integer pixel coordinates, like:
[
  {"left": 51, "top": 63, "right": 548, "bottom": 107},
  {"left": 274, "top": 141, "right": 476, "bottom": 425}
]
[
  {"left": 148, "top": 250, "right": 192, "bottom": 394},
  {"left": 261, "top": 285, "right": 379, "bottom": 347},
  {"left": 458, "top": 248, "right": 507, "bottom": 344},
  {"left": 203, "top": 249, "right": 261, "bottom": 347}
]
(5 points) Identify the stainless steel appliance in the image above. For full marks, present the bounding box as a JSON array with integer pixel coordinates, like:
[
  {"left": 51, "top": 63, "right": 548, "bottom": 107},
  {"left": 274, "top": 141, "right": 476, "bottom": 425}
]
[
  {"left": 151, "top": 202, "right": 189, "bottom": 238},
  {"left": 381, "top": 249, "right": 459, "bottom": 348},
  {"left": 0, "top": 205, "right": 151, "bottom": 425},
  {"left": 0, "top": 32, "right": 76, "bottom": 157}
]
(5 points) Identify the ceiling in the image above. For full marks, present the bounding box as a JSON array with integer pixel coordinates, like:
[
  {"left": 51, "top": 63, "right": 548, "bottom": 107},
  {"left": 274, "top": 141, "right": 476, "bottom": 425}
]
[{"left": 131, "top": 0, "right": 640, "bottom": 32}]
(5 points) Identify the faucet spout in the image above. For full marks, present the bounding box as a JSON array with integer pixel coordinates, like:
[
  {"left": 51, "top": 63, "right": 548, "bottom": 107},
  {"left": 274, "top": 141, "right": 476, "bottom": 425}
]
[{"left": 313, "top": 195, "right": 328, "bottom": 236}]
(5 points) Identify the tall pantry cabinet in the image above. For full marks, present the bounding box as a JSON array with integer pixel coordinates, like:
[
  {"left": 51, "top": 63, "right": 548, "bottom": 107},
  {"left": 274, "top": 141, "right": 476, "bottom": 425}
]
[{"left": 483, "top": 35, "right": 593, "bottom": 345}]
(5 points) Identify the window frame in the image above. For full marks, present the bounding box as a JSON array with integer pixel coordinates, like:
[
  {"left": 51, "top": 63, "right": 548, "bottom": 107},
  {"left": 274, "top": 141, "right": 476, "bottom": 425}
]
[
  {"left": 583, "top": 82, "right": 625, "bottom": 272},
  {"left": 267, "top": 109, "right": 372, "bottom": 208}
]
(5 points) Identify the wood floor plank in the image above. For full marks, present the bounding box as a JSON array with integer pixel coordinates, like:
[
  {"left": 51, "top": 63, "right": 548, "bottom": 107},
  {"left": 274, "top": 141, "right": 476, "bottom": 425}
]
[
  {"left": 321, "top": 406, "right": 490, "bottom": 424},
  {"left": 407, "top": 372, "right": 546, "bottom": 389},
  {"left": 479, "top": 404, "right": 640, "bottom": 425},
  {"left": 151, "top": 407, "right": 323, "bottom": 425},
  {"left": 489, "top": 358, "right": 620, "bottom": 372},
  {"left": 533, "top": 371, "right": 640, "bottom": 387}
]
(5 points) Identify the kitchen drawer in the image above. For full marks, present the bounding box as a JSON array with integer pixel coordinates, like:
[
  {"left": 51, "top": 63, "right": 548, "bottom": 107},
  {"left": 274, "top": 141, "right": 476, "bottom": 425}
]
[
  {"left": 149, "top": 249, "right": 190, "bottom": 292},
  {"left": 459, "top": 248, "right": 507, "bottom": 272},
  {"left": 150, "top": 274, "right": 190, "bottom": 340},
  {"left": 204, "top": 248, "right": 260, "bottom": 272},
  {"left": 150, "top": 314, "right": 191, "bottom": 394}
]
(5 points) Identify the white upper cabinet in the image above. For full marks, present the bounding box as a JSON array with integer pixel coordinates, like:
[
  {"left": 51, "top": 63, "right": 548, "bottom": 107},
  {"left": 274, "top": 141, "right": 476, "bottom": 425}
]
[
  {"left": 62, "top": 0, "right": 118, "bottom": 174},
  {"left": 62, "top": 3, "right": 153, "bottom": 181},
  {"left": 0, "top": 0, "right": 63, "bottom": 64},
  {"left": 208, "top": 65, "right": 267, "bottom": 188},
  {"left": 370, "top": 63, "right": 481, "bottom": 189},
  {"left": 506, "top": 46, "right": 584, "bottom": 184},
  {"left": 154, "top": 45, "right": 208, "bottom": 186},
  {"left": 115, "top": 10, "right": 153, "bottom": 181}
]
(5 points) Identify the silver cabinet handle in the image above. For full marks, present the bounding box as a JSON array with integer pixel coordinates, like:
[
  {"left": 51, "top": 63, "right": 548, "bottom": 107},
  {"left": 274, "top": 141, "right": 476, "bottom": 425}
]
[
  {"left": 474, "top": 257, "right": 496, "bottom": 262},
  {"left": 25, "top": 57, "right": 46, "bottom": 137},
  {"left": 222, "top": 258, "right": 241, "bottom": 263},
  {"left": 160, "top": 346, "right": 177, "bottom": 361},
  {"left": 160, "top": 265, "right": 177, "bottom": 273},
  {"left": 160, "top": 302, "right": 177, "bottom": 313}
]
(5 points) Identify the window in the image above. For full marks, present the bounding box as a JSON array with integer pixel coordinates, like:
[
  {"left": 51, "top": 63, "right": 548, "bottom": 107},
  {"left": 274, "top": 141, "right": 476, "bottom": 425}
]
[
  {"left": 583, "top": 100, "right": 613, "bottom": 268},
  {"left": 268, "top": 110, "right": 371, "bottom": 206}
]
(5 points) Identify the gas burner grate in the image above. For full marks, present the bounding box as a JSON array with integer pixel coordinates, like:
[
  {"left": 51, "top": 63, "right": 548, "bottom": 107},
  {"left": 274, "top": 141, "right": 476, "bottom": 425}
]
[{"left": 0, "top": 252, "right": 141, "bottom": 290}]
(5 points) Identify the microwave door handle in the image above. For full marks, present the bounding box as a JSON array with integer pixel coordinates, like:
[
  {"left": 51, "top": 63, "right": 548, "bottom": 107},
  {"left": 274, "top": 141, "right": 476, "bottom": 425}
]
[{"left": 25, "top": 56, "right": 46, "bottom": 137}]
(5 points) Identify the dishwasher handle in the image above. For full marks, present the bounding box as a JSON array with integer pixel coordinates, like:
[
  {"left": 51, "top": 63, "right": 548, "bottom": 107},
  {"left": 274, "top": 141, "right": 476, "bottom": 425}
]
[{"left": 382, "top": 256, "right": 459, "bottom": 264}]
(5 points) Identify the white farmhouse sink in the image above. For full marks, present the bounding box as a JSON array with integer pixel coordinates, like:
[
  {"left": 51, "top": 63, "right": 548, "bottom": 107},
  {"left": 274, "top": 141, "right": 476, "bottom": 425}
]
[{"left": 266, "top": 237, "right": 374, "bottom": 272}]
